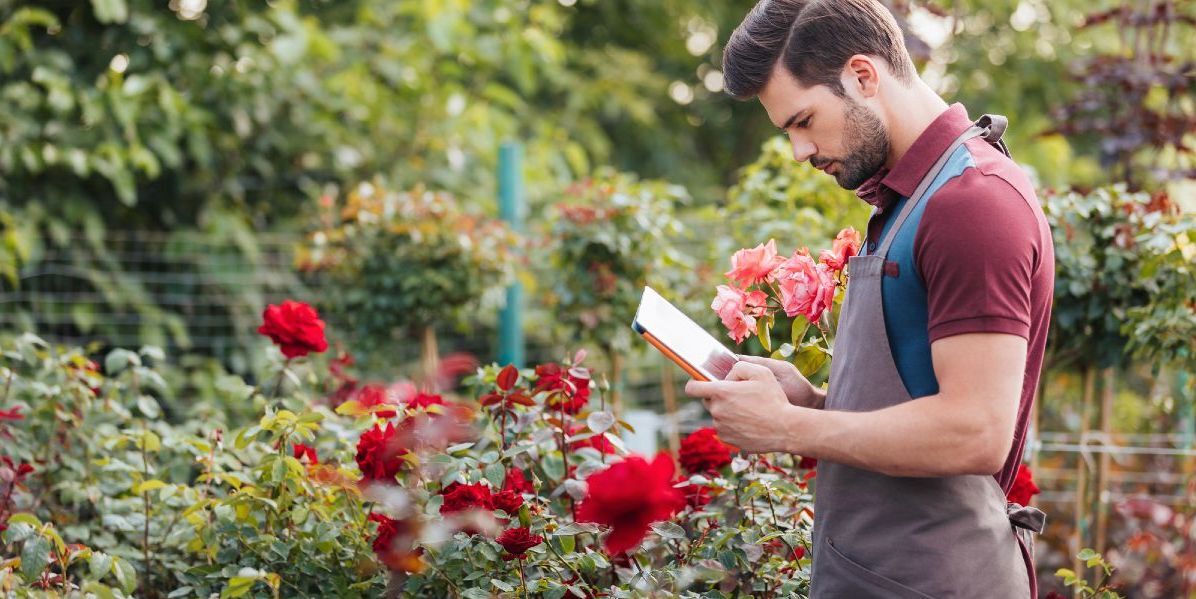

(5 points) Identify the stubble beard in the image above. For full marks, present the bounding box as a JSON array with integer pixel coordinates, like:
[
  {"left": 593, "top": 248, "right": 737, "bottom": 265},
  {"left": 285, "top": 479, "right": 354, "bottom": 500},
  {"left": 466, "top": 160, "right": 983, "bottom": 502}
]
[{"left": 829, "top": 99, "right": 890, "bottom": 190}]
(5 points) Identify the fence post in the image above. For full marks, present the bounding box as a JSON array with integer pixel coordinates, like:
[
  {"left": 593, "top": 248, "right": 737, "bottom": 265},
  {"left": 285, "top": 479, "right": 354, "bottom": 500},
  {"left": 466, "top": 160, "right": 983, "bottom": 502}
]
[{"left": 498, "top": 141, "right": 525, "bottom": 368}]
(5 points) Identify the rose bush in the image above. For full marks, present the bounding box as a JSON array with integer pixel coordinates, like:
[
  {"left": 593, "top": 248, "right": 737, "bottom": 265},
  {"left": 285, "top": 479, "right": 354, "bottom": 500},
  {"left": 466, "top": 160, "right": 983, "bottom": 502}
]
[{"left": 0, "top": 300, "right": 820, "bottom": 597}]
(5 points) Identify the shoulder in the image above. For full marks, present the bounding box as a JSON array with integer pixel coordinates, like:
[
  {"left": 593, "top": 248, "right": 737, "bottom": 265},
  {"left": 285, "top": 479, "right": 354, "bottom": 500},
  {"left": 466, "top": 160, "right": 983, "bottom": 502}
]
[{"left": 914, "top": 140, "right": 1050, "bottom": 269}]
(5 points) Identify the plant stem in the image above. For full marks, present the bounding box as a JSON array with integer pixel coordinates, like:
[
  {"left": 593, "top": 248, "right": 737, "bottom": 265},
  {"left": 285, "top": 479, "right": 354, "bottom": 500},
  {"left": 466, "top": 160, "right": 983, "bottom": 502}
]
[
  {"left": 269, "top": 358, "right": 293, "bottom": 402},
  {"left": 140, "top": 424, "right": 153, "bottom": 595},
  {"left": 518, "top": 557, "right": 529, "bottom": 599}
]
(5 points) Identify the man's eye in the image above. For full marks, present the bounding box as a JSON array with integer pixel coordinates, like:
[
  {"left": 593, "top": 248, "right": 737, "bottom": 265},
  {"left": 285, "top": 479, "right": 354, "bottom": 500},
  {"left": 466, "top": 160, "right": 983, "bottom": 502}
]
[{"left": 797, "top": 117, "right": 811, "bottom": 129}]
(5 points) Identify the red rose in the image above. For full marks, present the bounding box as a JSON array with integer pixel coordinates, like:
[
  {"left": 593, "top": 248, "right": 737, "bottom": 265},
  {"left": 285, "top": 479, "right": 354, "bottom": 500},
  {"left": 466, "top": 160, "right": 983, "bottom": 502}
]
[
  {"left": 1006, "top": 464, "right": 1041, "bottom": 506},
  {"left": 568, "top": 424, "right": 616, "bottom": 454},
  {"left": 355, "top": 423, "right": 408, "bottom": 483},
  {"left": 679, "top": 427, "right": 736, "bottom": 474},
  {"left": 502, "top": 468, "right": 534, "bottom": 495},
  {"left": 292, "top": 443, "right": 318, "bottom": 464},
  {"left": 0, "top": 406, "right": 23, "bottom": 422},
  {"left": 368, "top": 513, "right": 423, "bottom": 573},
  {"left": 490, "top": 489, "right": 524, "bottom": 515},
  {"left": 257, "top": 300, "right": 328, "bottom": 359},
  {"left": 797, "top": 456, "right": 818, "bottom": 470},
  {"left": 497, "top": 527, "right": 544, "bottom": 561},
  {"left": 535, "top": 363, "right": 592, "bottom": 414},
  {"left": 406, "top": 392, "right": 446, "bottom": 411},
  {"left": 356, "top": 384, "right": 398, "bottom": 419},
  {"left": 440, "top": 482, "right": 493, "bottom": 514},
  {"left": 576, "top": 453, "right": 686, "bottom": 554}
]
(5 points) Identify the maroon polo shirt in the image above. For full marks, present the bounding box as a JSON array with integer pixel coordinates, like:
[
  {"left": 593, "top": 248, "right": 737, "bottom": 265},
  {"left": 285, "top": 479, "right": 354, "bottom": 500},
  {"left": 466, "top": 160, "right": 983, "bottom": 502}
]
[{"left": 856, "top": 103, "right": 1055, "bottom": 493}]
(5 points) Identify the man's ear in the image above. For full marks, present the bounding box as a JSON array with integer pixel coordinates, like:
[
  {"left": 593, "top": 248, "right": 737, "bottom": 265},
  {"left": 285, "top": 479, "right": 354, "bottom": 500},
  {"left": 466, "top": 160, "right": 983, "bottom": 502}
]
[{"left": 842, "top": 54, "right": 881, "bottom": 99}]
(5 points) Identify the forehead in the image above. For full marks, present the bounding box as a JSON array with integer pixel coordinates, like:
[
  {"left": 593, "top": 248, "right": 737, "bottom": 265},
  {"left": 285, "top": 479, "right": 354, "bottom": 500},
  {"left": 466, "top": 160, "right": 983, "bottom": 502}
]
[{"left": 758, "top": 66, "right": 840, "bottom": 128}]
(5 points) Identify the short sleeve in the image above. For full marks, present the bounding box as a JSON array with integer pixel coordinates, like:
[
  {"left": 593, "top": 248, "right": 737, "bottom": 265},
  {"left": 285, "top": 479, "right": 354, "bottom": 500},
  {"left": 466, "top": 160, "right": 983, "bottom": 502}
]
[{"left": 915, "top": 169, "right": 1042, "bottom": 343}]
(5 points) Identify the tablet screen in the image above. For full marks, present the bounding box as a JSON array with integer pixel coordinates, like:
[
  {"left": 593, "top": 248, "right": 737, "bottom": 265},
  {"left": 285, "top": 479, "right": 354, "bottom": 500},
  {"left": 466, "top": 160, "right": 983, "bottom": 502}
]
[{"left": 632, "top": 286, "right": 739, "bottom": 380}]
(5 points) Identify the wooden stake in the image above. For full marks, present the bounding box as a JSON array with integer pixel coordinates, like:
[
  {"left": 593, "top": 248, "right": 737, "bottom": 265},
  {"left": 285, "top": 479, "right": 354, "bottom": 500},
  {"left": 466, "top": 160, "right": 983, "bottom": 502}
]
[
  {"left": 1073, "top": 366, "right": 1096, "bottom": 596},
  {"left": 420, "top": 325, "right": 440, "bottom": 390},
  {"left": 661, "top": 361, "right": 681, "bottom": 456},
  {"left": 1094, "top": 367, "right": 1116, "bottom": 555}
]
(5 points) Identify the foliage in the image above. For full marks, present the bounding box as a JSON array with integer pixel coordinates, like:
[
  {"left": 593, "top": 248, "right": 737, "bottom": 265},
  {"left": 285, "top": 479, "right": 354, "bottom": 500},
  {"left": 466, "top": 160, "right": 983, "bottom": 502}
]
[
  {"left": 1047, "top": 2, "right": 1196, "bottom": 188},
  {"left": 544, "top": 170, "right": 689, "bottom": 358},
  {"left": 1042, "top": 186, "right": 1194, "bottom": 372},
  {"left": 0, "top": 308, "right": 821, "bottom": 597},
  {"left": 1056, "top": 548, "right": 1125, "bottom": 599},
  {"left": 0, "top": 332, "right": 386, "bottom": 597},
  {"left": 299, "top": 183, "right": 517, "bottom": 354},
  {"left": 723, "top": 136, "right": 871, "bottom": 251}
]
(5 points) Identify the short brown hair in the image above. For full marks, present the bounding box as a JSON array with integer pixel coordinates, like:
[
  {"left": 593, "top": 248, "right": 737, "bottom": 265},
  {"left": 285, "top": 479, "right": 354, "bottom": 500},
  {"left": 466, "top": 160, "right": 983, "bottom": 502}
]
[{"left": 722, "top": 0, "right": 916, "bottom": 100}]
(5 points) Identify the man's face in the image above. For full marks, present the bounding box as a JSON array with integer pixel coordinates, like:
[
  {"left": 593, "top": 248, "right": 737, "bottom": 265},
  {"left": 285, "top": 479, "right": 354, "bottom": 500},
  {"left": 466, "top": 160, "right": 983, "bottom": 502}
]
[{"left": 758, "top": 67, "right": 890, "bottom": 190}]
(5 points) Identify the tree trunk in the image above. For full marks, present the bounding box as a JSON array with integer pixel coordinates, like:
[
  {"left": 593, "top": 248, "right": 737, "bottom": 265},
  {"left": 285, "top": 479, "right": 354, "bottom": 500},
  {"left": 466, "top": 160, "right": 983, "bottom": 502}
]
[
  {"left": 1073, "top": 366, "right": 1096, "bottom": 596},
  {"left": 1094, "top": 368, "right": 1116, "bottom": 555},
  {"left": 660, "top": 361, "right": 681, "bottom": 456},
  {"left": 420, "top": 325, "right": 440, "bottom": 390},
  {"left": 608, "top": 350, "right": 624, "bottom": 418}
]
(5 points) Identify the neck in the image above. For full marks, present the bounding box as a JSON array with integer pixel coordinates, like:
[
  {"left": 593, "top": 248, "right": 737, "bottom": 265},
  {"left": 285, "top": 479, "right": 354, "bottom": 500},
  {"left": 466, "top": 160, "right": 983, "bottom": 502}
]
[{"left": 880, "top": 82, "right": 950, "bottom": 169}]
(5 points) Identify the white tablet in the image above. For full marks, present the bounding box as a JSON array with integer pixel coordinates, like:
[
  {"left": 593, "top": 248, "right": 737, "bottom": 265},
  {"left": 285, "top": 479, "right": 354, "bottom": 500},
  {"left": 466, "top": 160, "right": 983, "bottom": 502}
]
[{"left": 631, "top": 286, "right": 739, "bottom": 381}]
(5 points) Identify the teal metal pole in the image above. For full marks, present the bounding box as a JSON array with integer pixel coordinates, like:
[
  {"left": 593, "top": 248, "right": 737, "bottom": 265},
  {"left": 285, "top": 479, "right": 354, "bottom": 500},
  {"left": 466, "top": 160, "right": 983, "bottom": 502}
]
[{"left": 498, "top": 141, "right": 525, "bottom": 368}]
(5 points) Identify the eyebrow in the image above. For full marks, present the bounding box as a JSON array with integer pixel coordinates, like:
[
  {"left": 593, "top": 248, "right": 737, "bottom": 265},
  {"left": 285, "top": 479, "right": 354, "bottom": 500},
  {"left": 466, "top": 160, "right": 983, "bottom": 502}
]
[{"left": 777, "top": 108, "right": 809, "bottom": 131}]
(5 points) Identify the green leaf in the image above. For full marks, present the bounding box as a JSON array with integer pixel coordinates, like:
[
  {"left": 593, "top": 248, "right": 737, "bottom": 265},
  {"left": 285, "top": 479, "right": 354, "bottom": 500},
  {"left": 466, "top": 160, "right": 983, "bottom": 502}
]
[
  {"left": 794, "top": 343, "right": 829, "bottom": 377},
  {"left": 3, "top": 521, "right": 36, "bottom": 543},
  {"left": 491, "top": 578, "right": 514, "bottom": 592},
  {"left": 1077, "top": 548, "right": 1100, "bottom": 561},
  {"left": 483, "top": 462, "right": 505, "bottom": 488},
  {"left": 757, "top": 317, "right": 772, "bottom": 352},
  {"left": 89, "top": 551, "right": 114, "bottom": 580},
  {"left": 770, "top": 343, "right": 796, "bottom": 359},
  {"left": 137, "top": 395, "right": 161, "bottom": 419},
  {"left": 222, "top": 576, "right": 258, "bottom": 599},
  {"left": 134, "top": 479, "right": 166, "bottom": 495},
  {"left": 559, "top": 535, "right": 575, "bottom": 554},
  {"left": 90, "top": 0, "right": 128, "bottom": 24},
  {"left": 104, "top": 348, "right": 139, "bottom": 375},
  {"left": 791, "top": 318, "right": 811, "bottom": 347},
  {"left": 21, "top": 534, "right": 52, "bottom": 580},
  {"left": 649, "top": 521, "right": 686, "bottom": 540},
  {"left": 112, "top": 556, "right": 137, "bottom": 594}
]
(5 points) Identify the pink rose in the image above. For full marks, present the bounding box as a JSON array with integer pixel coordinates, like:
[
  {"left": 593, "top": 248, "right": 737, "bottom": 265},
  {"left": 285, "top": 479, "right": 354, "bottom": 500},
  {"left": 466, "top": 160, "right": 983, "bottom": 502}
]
[
  {"left": 712, "top": 285, "right": 767, "bottom": 343},
  {"left": 776, "top": 250, "right": 836, "bottom": 323},
  {"left": 725, "top": 239, "right": 784, "bottom": 288},
  {"left": 819, "top": 227, "right": 862, "bottom": 272}
]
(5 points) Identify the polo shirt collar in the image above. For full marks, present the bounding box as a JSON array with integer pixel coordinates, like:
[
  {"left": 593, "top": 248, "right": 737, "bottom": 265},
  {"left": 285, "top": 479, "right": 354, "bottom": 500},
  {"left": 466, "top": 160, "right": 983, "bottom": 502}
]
[{"left": 855, "top": 103, "right": 972, "bottom": 212}]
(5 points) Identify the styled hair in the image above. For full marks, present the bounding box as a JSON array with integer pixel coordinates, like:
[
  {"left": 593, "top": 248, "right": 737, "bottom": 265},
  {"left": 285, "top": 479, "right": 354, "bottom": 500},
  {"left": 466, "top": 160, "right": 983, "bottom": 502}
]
[{"left": 722, "top": 0, "right": 916, "bottom": 100}]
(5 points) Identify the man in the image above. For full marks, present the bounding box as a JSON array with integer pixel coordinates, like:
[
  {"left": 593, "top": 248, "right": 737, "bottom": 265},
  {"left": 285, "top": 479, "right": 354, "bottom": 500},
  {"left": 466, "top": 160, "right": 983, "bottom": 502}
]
[{"left": 684, "top": 1, "right": 1054, "bottom": 597}]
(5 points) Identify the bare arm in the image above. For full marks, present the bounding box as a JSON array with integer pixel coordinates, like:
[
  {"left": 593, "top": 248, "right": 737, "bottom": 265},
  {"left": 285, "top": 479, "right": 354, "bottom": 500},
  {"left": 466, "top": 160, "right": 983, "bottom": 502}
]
[{"left": 688, "top": 333, "right": 1025, "bottom": 477}]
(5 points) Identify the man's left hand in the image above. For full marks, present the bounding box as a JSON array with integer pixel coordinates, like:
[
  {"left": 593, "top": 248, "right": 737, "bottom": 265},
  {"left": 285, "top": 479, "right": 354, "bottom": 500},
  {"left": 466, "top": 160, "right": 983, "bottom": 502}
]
[{"left": 684, "top": 361, "right": 794, "bottom": 454}]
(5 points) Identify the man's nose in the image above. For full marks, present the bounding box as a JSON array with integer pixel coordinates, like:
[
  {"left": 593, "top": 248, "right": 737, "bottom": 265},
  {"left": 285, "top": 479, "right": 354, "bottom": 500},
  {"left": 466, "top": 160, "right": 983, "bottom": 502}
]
[{"left": 789, "top": 134, "right": 816, "bottom": 163}]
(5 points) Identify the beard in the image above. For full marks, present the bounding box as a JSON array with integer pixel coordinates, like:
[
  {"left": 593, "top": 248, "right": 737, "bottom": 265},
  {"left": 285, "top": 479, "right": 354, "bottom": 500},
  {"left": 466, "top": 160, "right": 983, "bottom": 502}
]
[{"left": 813, "top": 99, "right": 890, "bottom": 190}]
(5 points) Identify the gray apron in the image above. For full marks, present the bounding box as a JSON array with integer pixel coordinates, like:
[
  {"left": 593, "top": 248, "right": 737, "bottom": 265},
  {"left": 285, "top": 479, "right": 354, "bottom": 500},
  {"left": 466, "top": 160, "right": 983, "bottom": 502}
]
[{"left": 810, "top": 115, "right": 1045, "bottom": 599}]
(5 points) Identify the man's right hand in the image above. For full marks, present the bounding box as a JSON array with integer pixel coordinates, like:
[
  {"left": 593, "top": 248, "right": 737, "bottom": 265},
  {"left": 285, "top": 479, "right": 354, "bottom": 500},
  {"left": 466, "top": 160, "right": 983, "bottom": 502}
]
[{"left": 736, "top": 355, "right": 825, "bottom": 409}]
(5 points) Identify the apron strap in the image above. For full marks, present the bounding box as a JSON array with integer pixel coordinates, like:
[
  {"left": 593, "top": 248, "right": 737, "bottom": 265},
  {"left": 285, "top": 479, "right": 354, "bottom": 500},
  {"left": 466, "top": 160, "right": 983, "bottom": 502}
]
[
  {"left": 1006, "top": 502, "right": 1047, "bottom": 534},
  {"left": 874, "top": 113, "right": 1012, "bottom": 258},
  {"left": 875, "top": 125, "right": 984, "bottom": 258}
]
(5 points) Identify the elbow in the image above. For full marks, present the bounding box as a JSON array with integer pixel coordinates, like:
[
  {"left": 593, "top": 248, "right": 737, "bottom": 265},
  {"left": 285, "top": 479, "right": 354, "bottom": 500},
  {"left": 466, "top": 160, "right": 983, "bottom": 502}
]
[{"left": 961, "top": 430, "right": 1011, "bottom": 475}]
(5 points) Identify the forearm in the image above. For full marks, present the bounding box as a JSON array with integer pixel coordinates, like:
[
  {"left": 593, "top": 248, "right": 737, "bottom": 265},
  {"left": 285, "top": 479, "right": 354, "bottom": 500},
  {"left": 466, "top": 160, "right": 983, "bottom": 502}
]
[{"left": 779, "top": 393, "right": 1011, "bottom": 477}]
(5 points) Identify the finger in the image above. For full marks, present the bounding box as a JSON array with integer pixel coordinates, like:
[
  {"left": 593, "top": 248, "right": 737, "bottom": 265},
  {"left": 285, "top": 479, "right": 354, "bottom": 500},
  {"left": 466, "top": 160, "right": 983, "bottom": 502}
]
[
  {"left": 726, "top": 361, "right": 774, "bottom": 382},
  {"left": 737, "top": 354, "right": 770, "bottom": 364},
  {"left": 685, "top": 380, "right": 722, "bottom": 398}
]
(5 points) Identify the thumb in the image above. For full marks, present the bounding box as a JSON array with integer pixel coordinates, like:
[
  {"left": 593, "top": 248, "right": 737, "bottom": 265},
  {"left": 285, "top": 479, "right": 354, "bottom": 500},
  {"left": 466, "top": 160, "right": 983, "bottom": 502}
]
[{"left": 726, "top": 361, "right": 774, "bottom": 382}]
